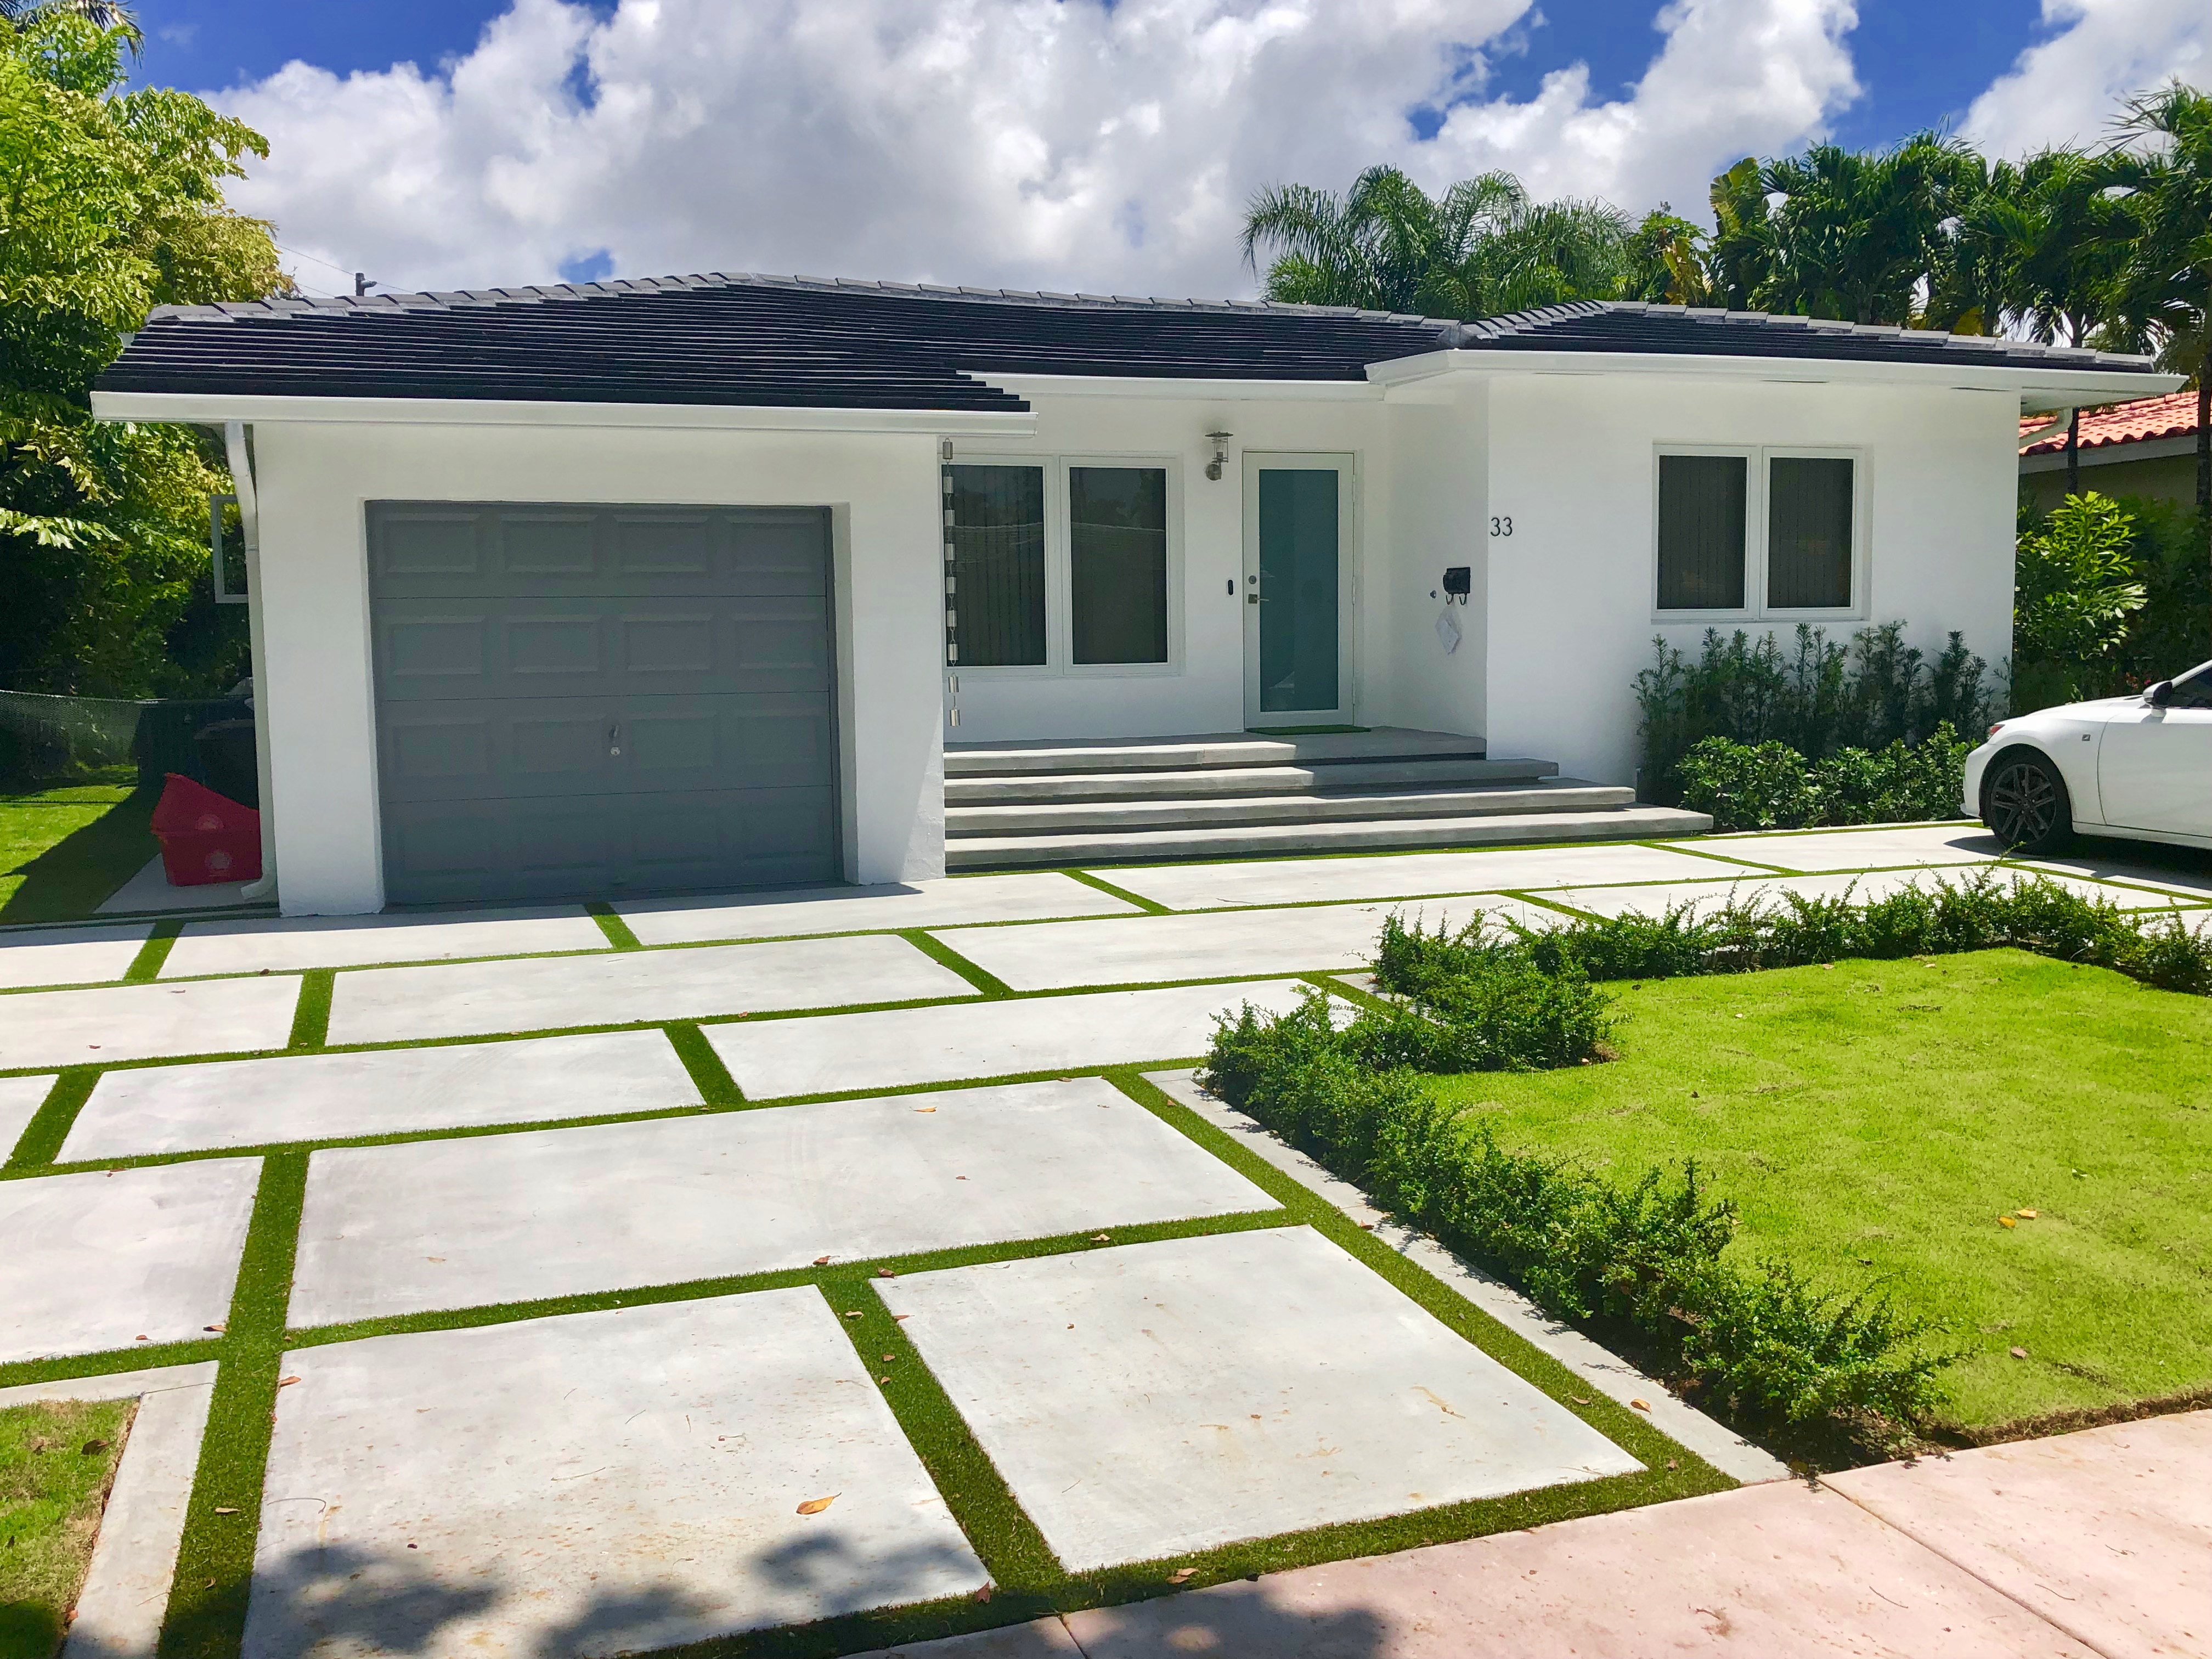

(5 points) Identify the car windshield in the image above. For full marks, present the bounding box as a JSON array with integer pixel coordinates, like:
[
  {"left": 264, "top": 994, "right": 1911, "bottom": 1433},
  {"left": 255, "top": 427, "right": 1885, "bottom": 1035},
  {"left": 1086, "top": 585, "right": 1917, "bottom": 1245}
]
[{"left": 2165, "top": 661, "right": 2212, "bottom": 710}]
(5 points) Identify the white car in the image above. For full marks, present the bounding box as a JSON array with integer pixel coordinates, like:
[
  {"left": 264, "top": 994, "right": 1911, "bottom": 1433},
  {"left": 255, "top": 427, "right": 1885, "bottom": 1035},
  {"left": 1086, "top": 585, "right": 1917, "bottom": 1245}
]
[{"left": 1966, "top": 660, "right": 2212, "bottom": 853}]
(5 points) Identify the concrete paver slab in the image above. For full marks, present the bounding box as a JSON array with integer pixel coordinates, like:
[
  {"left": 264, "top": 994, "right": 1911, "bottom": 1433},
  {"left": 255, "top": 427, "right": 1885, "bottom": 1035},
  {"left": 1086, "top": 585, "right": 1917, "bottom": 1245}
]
[
  {"left": 289, "top": 1077, "right": 1275, "bottom": 1327},
  {"left": 1094, "top": 844, "right": 1736, "bottom": 911},
  {"left": 0, "top": 1159, "right": 260, "bottom": 1363},
  {"left": 1141, "top": 1070, "right": 1787, "bottom": 1487},
  {"left": 879, "top": 1227, "right": 1640, "bottom": 1571},
  {"left": 2027, "top": 848, "right": 2212, "bottom": 902},
  {"left": 95, "top": 855, "right": 257, "bottom": 916},
  {"left": 1825, "top": 1412, "right": 2212, "bottom": 1659},
  {"left": 618, "top": 873, "right": 1139, "bottom": 945},
  {"left": 243, "top": 1293, "right": 987, "bottom": 1658},
  {"left": 325, "top": 933, "right": 975, "bottom": 1046},
  {"left": 931, "top": 900, "right": 1553, "bottom": 994},
  {"left": 704, "top": 980, "right": 1316, "bottom": 1099},
  {"left": 1062, "top": 1477, "right": 2099, "bottom": 1657},
  {"left": 0, "top": 975, "right": 301, "bottom": 1073},
  {"left": 843, "top": 1620, "right": 1082, "bottom": 1659},
  {"left": 0, "top": 1363, "right": 221, "bottom": 1659},
  {"left": 0, "top": 1074, "right": 52, "bottom": 1158},
  {"left": 1529, "top": 865, "right": 2188, "bottom": 921},
  {"left": 162, "top": 906, "right": 607, "bottom": 978},
  {"left": 0, "top": 922, "right": 150, "bottom": 990},
  {"left": 61, "top": 1030, "right": 698, "bottom": 1161},
  {"left": 1699, "top": 823, "right": 2005, "bottom": 871}
]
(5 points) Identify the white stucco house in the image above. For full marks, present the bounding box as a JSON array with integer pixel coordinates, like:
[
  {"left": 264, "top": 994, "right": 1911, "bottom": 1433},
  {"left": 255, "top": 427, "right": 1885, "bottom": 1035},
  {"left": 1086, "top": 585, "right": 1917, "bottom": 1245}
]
[{"left": 92, "top": 276, "right": 2178, "bottom": 916}]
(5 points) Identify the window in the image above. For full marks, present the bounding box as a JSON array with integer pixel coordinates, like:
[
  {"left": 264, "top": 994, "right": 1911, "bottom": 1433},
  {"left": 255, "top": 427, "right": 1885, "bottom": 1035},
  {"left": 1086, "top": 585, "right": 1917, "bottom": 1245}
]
[
  {"left": 1070, "top": 466, "right": 1168, "bottom": 664},
  {"left": 1767, "top": 456, "right": 1854, "bottom": 610},
  {"left": 1656, "top": 454, "right": 1747, "bottom": 611},
  {"left": 946, "top": 465, "right": 1047, "bottom": 667},
  {"left": 944, "top": 455, "right": 1178, "bottom": 675},
  {"left": 1654, "top": 447, "right": 1861, "bottom": 617}
]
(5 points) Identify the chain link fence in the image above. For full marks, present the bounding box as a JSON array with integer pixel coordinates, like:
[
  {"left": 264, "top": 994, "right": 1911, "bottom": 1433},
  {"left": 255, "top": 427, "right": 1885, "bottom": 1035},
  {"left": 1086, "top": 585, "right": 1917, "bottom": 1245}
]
[{"left": 0, "top": 689, "right": 255, "bottom": 799}]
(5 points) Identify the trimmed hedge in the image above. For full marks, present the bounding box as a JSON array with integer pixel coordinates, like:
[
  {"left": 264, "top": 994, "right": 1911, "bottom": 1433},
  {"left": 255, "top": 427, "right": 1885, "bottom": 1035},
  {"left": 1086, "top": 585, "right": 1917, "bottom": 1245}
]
[
  {"left": 1205, "top": 877, "right": 2212, "bottom": 1435},
  {"left": 1675, "top": 724, "right": 1970, "bottom": 831}
]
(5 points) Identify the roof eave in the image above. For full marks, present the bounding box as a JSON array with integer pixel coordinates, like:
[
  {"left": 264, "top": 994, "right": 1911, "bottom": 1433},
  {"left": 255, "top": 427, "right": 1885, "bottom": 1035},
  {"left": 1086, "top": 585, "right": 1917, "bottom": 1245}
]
[
  {"left": 88, "top": 390, "right": 1038, "bottom": 436},
  {"left": 968, "top": 372, "right": 1382, "bottom": 403},
  {"left": 1367, "top": 348, "right": 2186, "bottom": 409}
]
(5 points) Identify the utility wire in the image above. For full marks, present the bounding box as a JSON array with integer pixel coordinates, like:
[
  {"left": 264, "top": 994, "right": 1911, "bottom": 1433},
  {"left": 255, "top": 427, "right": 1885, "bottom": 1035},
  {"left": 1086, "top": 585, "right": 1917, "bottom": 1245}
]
[{"left": 274, "top": 242, "right": 354, "bottom": 278}]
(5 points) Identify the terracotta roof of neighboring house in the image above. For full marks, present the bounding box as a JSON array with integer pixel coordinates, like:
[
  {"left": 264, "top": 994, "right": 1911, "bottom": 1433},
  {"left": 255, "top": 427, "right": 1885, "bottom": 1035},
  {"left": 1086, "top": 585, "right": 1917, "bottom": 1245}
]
[
  {"left": 97, "top": 275, "right": 2171, "bottom": 411},
  {"left": 2021, "top": 390, "right": 2202, "bottom": 455}
]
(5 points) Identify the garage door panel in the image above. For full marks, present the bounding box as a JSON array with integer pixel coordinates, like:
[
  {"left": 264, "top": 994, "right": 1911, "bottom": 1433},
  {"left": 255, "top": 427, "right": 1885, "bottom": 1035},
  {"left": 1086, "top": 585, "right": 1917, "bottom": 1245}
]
[
  {"left": 368, "top": 504, "right": 829, "bottom": 599},
  {"left": 372, "top": 504, "right": 838, "bottom": 904}
]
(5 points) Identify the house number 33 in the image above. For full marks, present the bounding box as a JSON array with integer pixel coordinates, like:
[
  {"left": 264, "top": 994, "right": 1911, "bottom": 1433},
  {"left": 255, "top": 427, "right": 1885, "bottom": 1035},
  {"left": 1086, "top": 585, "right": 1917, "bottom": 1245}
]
[{"left": 1489, "top": 516, "right": 1513, "bottom": 537}]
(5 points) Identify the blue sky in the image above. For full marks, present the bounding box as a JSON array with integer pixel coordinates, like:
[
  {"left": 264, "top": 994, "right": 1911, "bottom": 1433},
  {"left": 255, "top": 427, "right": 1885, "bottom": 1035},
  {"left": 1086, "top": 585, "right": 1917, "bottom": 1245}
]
[
  {"left": 151, "top": 0, "right": 2208, "bottom": 300},
  {"left": 141, "top": 0, "right": 2060, "bottom": 156}
]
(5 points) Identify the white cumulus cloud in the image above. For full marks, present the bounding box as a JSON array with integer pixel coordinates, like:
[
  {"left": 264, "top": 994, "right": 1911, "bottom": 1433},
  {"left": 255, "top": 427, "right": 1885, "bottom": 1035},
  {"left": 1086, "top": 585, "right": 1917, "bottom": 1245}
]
[
  {"left": 215, "top": 0, "right": 1863, "bottom": 300},
  {"left": 1962, "top": 0, "right": 2209, "bottom": 159}
]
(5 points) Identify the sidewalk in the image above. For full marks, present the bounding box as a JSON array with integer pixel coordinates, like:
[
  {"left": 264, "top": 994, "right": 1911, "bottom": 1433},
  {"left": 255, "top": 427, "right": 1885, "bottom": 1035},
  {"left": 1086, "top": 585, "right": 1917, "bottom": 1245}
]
[{"left": 866, "top": 1410, "right": 2211, "bottom": 1658}]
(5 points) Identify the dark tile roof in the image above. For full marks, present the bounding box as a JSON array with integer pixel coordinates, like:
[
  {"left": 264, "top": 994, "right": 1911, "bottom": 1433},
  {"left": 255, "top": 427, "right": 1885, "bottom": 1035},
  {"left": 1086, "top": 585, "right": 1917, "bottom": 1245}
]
[{"left": 97, "top": 274, "right": 2164, "bottom": 411}]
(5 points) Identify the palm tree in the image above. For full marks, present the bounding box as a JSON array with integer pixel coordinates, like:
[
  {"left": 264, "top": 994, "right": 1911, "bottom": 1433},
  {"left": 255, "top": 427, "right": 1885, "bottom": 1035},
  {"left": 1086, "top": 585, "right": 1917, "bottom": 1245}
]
[
  {"left": 2108, "top": 82, "right": 2212, "bottom": 520},
  {"left": 0, "top": 0, "right": 139, "bottom": 42},
  {"left": 1240, "top": 166, "right": 1633, "bottom": 320},
  {"left": 1753, "top": 134, "right": 1980, "bottom": 327}
]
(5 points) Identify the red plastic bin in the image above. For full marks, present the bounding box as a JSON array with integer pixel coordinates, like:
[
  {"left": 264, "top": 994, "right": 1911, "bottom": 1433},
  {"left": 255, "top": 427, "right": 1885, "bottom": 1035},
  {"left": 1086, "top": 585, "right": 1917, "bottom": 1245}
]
[{"left": 151, "top": 773, "right": 262, "bottom": 887}]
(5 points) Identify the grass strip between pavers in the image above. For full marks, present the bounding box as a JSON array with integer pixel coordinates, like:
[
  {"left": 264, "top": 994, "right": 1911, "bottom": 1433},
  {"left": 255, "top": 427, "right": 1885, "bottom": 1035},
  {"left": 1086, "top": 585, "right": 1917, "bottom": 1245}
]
[
  {"left": 586, "top": 902, "right": 644, "bottom": 950},
  {"left": 1059, "top": 868, "right": 1171, "bottom": 914},
  {"left": 664, "top": 1021, "right": 744, "bottom": 1105},
  {"left": 283, "top": 971, "right": 331, "bottom": 1050},
  {"left": 897, "top": 928, "right": 1013, "bottom": 996},
  {"left": 5, "top": 1071, "right": 91, "bottom": 1171},
  {"left": 125, "top": 923, "right": 182, "bottom": 983},
  {"left": 158, "top": 1150, "right": 306, "bottom": 1659}
]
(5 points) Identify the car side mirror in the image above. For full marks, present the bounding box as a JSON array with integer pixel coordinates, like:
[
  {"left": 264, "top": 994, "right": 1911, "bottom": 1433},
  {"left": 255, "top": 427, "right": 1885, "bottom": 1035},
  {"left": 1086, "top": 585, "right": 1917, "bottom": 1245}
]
[{"left": 2145, "top": 680, "right": 2174, "bottom": 708}]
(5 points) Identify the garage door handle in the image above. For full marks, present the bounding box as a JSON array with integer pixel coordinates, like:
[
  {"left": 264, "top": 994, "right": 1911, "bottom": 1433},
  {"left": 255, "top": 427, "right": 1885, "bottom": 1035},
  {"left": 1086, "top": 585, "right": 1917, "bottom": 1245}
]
[{"left": 608, "top": 721, "right": 622, "bottom": 758}]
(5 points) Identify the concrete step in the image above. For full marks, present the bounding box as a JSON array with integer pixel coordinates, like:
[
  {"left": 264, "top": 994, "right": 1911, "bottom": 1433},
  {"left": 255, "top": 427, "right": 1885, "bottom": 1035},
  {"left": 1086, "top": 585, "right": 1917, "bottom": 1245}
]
[
  {"left": 947, "top": 781, "right": 1637, "bottom": 836},
  {"left": 949, "top": 756, "right": 1558, "bottom": 804},
  {"left": 944, "top": 806, "right": 1716, "bottom": 868},
  {"left": 946, "top": 726, "right": 1490, "bottom": 777}
]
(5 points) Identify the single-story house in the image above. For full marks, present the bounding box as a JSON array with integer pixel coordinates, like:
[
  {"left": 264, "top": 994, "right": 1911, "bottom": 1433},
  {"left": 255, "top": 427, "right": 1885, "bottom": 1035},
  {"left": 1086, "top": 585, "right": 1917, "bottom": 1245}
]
[
  {"left": 2019, "top": 390, "right": 2207, "bottom": 512},
  {"left": 92, "top": 276, "right": 2178, "bottom": 916}
]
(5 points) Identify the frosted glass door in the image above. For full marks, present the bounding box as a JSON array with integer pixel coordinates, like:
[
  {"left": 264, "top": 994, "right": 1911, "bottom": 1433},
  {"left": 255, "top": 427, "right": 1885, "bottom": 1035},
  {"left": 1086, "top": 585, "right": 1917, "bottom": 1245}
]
[{"left": 1249, "top": 462, "right": 1346, "bottom": 721}]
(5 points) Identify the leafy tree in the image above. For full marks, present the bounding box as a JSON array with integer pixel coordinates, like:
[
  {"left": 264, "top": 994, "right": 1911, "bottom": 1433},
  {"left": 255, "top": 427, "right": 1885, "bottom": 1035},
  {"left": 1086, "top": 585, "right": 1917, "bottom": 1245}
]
[
  {"left": 2015, "top": 493, "right": 2149, "bottom": 700},
  {"left": 1240, "top": 166, "right": 1635, "bottom": 319},
  {"left": 0, "top": 11, "right": 285, "bottom": 696},
  {"left": 1622, "top": 207, "right": 1713, "bottom": 306},
  {"left": 1751, "top": 134, "right": 1981, "bottom": 327}
]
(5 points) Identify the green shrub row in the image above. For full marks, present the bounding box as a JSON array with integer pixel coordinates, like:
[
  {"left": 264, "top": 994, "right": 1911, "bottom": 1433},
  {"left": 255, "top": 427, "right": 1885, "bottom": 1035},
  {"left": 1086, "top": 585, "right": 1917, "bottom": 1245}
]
[
  {"left": 1205, "top": 878, "right": 2212, "bottom": 1436},
  {"left": 1674, "top": 724, "right": 1971, "bottom": 831},
  {"left": 1635, "top": 622, "right": 1995, "bottom": 805}
]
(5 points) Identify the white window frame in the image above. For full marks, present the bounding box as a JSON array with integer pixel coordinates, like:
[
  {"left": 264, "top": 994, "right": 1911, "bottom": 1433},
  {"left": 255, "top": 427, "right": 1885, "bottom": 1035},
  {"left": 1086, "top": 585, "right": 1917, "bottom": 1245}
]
[
  {"left": 947, "top": 450, "right": 1185, "bottom": 680},
  {"left": 1651, "top": 443, "right": 1870, "bottom": 624}
]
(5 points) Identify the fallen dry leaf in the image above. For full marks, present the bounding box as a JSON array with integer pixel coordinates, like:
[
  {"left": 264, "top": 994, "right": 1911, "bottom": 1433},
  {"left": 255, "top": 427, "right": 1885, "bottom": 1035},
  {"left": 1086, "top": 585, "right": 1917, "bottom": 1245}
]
[
  {"left": 1999, "top": 1216, "right": 2017, "bottom": 1228},
  {"left": 2017, "top": 1209, "right": 2039, "bottom": 1220},
  {"left": 1630, "top": 1399, "right": 1652, "bottom": 1412},
  {"left": 2010, "top": 1346, "right": 2029, "bottom": 1359},
  {"left": 914, "top": 1105, "right": 936, "bottom": 1113},
  {"left": 214, "top": 1506, "right": 239, "bottom": 1515},
  {"left": 795, "top": 1494, "right": 839, "bottom": 1516},
  {"left": 894, "top": 1314, "right": 911, "bottom": 1322},
  {"left": 204, "top": 1324, "right": 225, "bottom": 1334},
  {"left": 814, "top": 1256, "right": 832, "bottom": 1266},
  {"left": 1169, "top": 1568, "right": 1198, "bottom": 1584},
  {"left": 1091, "top": 1233, "right": 1111, "bottom": 1244},
  {"left": 877, "top": 1268, "right": 896, "bottom": 1278},
  {"left": 278, "top": 1376, "right": 301, "bottom": 1387},
  {"left": 1665, "top": 1459, "right": 1679, "bottom": 1470},
  {"left": 844, "top": 1310, "right": 863, "bottom": 1319},
  {"left": 974, "top": 1585, "right": 994, "bottom": 1604},
  {"left": 80, "top": 1440, "right": 108, "bottom": 1455},
  {"left": 1571, "top": 1396, "right": 1591, "bottom": 1406}
]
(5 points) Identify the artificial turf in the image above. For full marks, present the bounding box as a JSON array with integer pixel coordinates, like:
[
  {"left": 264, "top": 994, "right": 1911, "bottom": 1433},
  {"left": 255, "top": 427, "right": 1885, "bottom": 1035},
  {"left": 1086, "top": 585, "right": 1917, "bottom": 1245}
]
[
  {"left": 1425, "top": 947, "right": 2212, "bottom": 1432},
  {"left": 0, "top": 780, "right": 151, "bottom": 925},
  {"left": 0, "top": 1396, "right": 135, "bottom": 1659}
]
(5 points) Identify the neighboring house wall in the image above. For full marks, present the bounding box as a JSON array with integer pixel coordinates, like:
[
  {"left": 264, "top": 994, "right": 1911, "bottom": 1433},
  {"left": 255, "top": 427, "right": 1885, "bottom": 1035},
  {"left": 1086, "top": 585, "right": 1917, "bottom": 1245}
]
[
  {"left": 1482, "top": 375, "right": 2018, "bottom": 787},
  {"left": 2019, "top": 438, "right": 2202, "bottom": 514},
  {"left": 251, "top": 420, "right": 946, "bottom": 916}
]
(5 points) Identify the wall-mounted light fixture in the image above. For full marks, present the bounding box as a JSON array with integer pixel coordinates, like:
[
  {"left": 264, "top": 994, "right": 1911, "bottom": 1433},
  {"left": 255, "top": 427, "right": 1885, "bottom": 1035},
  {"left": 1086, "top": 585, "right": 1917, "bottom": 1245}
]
[{"left": 1204, "top": 431, "right": 1232, "bottom": 482}]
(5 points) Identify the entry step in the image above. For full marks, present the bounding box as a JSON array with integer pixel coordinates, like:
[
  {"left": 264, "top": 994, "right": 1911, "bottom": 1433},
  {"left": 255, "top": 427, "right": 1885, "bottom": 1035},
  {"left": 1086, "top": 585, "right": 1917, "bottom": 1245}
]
[
  {"left": 946, "top": 727, "right": 1496, "bottom": 777},
  {"left": 948, "top": 781, "right": 1636, "bottom": 836}
]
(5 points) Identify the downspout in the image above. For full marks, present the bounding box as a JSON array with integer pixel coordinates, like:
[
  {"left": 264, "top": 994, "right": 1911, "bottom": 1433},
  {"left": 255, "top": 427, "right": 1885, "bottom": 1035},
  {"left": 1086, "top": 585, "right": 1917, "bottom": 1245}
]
[{"left": 222, "top": 420, "right": 278, "bottom": 902}]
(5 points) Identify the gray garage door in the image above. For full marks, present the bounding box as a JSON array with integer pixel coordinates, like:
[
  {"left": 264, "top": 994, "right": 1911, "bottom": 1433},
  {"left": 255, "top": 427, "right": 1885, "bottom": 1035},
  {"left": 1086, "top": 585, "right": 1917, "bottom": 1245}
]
[{"left": 368, "top": 502, "right": 838, "bottom": 905}]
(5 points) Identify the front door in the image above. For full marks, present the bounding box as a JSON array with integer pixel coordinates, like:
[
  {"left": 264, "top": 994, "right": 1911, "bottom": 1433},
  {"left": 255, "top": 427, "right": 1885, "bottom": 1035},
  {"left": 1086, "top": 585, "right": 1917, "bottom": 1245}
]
[{"left": 1243, "top": 454, "right": 1353, "bottom": 727}]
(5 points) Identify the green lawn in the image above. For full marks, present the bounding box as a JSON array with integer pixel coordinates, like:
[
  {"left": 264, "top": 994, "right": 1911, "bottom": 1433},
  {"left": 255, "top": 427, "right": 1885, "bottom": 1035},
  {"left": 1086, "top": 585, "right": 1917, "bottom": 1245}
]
[
  {"left": 1428, "top": 949, "right": 2212, "bottom": 1433},
  {"left": 0, "top": 777, "right": 152, "bottom": 924},
  {"left": 0, "top": 1398, "right": 134, "bottom": 1659}
]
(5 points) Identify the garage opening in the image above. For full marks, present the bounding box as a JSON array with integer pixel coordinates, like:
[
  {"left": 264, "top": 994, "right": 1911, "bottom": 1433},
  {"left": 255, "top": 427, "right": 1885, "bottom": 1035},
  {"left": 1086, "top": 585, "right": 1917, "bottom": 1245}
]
[{"left": 368, "top": 502, "right": 839, "bottom": 905}]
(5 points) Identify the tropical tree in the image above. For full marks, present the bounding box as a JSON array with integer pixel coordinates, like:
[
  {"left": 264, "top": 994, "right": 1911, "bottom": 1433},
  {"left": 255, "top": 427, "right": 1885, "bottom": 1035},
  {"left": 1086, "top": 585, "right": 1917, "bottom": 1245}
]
[
  {"left": 1, "top": 10, "right": 287, "bottom": 695},
  {"left": 2107, "top": 82, "right": 2212, "bottom": 520},
  {"left": 0, "top": 0, "right": 139, "bottom": 43},
  {"left": 1240, "top": 166, "right": 1635, "bottom": 319},
  {"left": 1751, "top": 134, "right": 1982, "bottom": 327}
]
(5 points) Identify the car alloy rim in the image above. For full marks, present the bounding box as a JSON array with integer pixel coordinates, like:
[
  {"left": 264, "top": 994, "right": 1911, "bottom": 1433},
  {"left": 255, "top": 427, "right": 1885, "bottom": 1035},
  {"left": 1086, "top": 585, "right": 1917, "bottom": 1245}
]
[{"left": 1988, "top": 761, "right": 2057, "bottom": 843}]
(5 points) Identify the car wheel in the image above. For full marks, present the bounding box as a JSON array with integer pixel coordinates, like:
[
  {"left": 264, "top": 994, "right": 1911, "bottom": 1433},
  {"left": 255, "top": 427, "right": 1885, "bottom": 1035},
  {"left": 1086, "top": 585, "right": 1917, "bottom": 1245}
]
[{"left": 1982, "top": 749, "right": 2073, "bottom": 852}]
